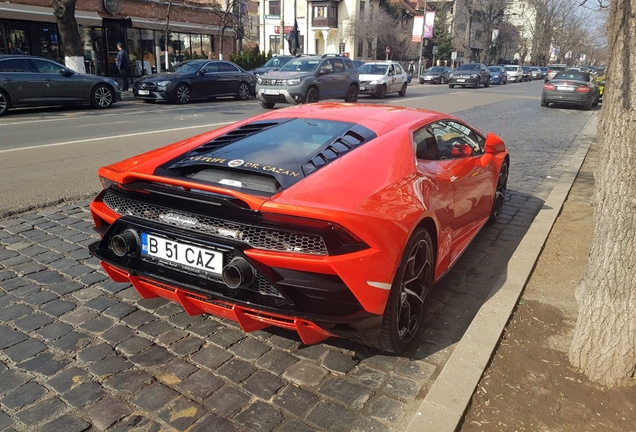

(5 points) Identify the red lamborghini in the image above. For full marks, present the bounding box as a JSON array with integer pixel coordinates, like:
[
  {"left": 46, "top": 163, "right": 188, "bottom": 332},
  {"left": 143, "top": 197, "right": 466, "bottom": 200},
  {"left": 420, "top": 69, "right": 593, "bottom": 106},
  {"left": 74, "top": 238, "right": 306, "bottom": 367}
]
[{"left": 89, "top": 103, "right": 509, "bottom": 354}]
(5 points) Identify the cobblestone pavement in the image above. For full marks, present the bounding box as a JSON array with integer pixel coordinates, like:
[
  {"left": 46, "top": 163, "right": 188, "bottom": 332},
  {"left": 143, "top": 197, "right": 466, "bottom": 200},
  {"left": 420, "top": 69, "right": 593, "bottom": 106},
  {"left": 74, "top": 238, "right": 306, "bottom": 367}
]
[{"left": 0, "top": 101, "right": 594, "bottom": 432}]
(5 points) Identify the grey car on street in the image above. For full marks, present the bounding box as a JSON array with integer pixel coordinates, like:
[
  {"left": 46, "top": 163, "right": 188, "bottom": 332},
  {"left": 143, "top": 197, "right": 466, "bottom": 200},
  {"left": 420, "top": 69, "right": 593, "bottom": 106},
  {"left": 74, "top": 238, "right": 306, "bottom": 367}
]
[
  {"left": 0, "top": 55, "right": 121, "bottom": 116},
  {"left": 541, "top": 71, "right": 599, "bottom": 110},
  {"left": 448, "top": 63, "right": 490, "bottom": 88},
  {"left": 255, "top": 54, "right": 359, "bottom": 109}
]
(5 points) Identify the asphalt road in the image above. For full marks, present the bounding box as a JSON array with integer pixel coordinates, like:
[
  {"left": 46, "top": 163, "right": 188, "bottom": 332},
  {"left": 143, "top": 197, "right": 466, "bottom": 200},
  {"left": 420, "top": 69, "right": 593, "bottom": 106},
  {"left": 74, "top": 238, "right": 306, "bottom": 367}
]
[{"left": 1, "top": 80, "right": 546, "bottom": 216}]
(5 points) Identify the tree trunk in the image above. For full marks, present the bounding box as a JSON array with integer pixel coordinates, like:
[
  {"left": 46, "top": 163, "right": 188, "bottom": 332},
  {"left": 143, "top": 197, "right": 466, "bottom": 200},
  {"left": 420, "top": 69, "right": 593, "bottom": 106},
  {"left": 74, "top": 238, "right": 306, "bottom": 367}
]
[
  {"left": 568, "top": 0, "right": 636, "bottom": 387},
  {"left": 51, "top": 0, "right": 86, "bottom": 74}
]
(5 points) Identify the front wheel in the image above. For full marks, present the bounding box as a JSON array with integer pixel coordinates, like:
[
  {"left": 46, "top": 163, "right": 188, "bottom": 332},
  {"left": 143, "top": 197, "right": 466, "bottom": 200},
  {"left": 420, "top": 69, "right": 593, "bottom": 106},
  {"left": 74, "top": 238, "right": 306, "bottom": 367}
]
[
  {"left": 368, "top": 228, "right": 434, "bottom": 354},
  {"left": 91, "top": 85, "right": 114, "bottom": 109},
  {"left": 236, "top": 82, "right": 251, "bottom": 100},
  {"left": 488, "top": 161, "right": 508, "bottom": 224},
  {"left": 344, "top": 84, "right": 358, "bottom": 102},
  {"left": 474, "top": 78, "right": 481, "bottom": 88},
  {"left": 0, "top": 90, "right": 9, "bottom": 116},
  {"left": 376, "top": 84, "right": 387, "bottom": 99},
  {"left": 449, "top": 84, "right": 455, "bottom": 89},
  {"left": 484, "top": 79, "right": 490, "bottom": 88},
  {"left": 398, "top": 83, "right": 407, "bottom": 97},
  {"left": 174, "top": 84, "right": 191, "bottom": 104},
  {"left": 306, "top": 87, "right": 319, "bottom": 104},
  {"left": 260, "top": 102, "right": 275, "bottom": 109}
]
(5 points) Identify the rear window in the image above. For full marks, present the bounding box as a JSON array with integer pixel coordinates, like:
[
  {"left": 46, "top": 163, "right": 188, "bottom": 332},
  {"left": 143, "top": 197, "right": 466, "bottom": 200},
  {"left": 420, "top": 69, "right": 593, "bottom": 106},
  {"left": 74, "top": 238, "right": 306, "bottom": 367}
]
[
  {"left": 554, "top": 72, "right": 590, "bottom": 82},
  {"left": 549, "top": 66, "right": 566, "bottom": 71}
]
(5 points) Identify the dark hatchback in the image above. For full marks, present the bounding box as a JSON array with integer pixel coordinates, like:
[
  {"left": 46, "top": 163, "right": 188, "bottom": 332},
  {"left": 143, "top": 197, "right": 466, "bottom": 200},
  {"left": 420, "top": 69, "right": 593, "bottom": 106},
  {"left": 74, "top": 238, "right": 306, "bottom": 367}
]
[
  {"left": 419, "top": 66, "right": 452, "bottom": 84},
  {"left": 541, "top": 71, "right": 599, "bottom": 110},
  {"left": 448, "top": 63, "right": 490, "bottom": 88},
  {"left": 0, "top": 55, "right": 121, "bottom": 116},
  {"left": 133, "top": 60, "right": 256, "bottom": 104}
]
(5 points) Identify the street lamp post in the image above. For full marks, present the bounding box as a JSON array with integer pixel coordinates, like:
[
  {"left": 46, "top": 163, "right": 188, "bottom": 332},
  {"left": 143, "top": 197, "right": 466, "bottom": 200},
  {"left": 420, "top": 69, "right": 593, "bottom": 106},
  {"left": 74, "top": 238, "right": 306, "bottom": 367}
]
[{"left": 417, "top": 0, "right": 427, "bottom": 77}]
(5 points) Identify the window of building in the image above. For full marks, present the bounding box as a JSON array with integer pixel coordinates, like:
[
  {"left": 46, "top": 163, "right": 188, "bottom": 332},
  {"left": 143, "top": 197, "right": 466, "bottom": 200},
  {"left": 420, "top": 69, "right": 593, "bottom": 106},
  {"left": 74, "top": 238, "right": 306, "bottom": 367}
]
[
  {"left": 357, "top": 40, "right": 363, "bottom": 57},
  {"left": 314, "top": 5, "right": 326, "bottom": 18},
  {"left": 367, "top": 41, "right": 372, "bottom": 57},
  {"left": 270, "top": 35, "right": 281, "bottom": 53},
  {"left": 360, "top": 1, "right": 366, "bottom": 17},
  {"left": 269, "top": 0, "right": 281, "bottom": 15},
  {"left": 329, "top": 6, "right": 338, "bottom": 19},
  {"left": 370, "top": 4, "right": 374, "bottom": 20}
]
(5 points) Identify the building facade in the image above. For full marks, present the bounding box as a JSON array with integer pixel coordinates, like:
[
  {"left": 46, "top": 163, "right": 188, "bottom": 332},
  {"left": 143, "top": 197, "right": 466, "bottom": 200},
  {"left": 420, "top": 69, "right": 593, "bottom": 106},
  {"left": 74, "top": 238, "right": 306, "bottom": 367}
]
[{"left": 0, "top": 0, "right": 236, "bottom": 76}]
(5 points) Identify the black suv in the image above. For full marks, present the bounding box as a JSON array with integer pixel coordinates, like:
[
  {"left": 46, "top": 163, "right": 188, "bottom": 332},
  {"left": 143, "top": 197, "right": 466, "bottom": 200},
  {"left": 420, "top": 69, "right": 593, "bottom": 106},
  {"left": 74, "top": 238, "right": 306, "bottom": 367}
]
[
  {"left": 255, "top": 54, "right": 360, "bottom": 109},
  {"left": 448, "top": 63, "right": 491, "bottom": 88}
]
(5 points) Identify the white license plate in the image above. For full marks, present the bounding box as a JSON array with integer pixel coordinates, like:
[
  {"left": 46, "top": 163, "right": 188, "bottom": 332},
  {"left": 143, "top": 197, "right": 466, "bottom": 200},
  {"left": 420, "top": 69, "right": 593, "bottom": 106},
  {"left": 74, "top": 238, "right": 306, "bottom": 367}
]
[
  {"left": 360, "top": 86, "right": 366, "bottom": 90},
  {"left": 263, "top": 89, "right": 280, "bottom": 95},
  {"left": 424, "top": 77, "right": 431, "bottom": 80},
  {"left": 141, "top": 233, "right": 223, "bottom": 275},
  {"left": 457, "top": 79, "right": 465, "bottom": 82},
  {"left": 138, "top": 90, "right": 150, "bottom": 95},
  {"left": 557, "top": 86, "right": 574, "bottom": 91}
]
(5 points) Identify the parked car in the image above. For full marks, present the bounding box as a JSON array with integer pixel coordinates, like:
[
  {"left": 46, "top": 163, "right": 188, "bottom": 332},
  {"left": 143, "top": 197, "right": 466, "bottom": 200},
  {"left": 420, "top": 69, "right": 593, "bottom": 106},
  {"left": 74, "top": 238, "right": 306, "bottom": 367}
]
[
  {"left": 448, "top": 63, "right": 491, "bottom": 88},
  {"left": 251, "top": 55, "right": 294, "bottom": 77},
  {"left": 539, "top": 66, "right": 549, "bottom": 78},
  {"left": 357, "top": 62, "right": 408, "bottom": 98},
  {"left": 487, "top": 66, "right": 507, "bottom": 85},
  {"left": 0, "top": 55, "right": 121, "bottom": 116},
  {"left": 503, "top": 65, "right": 523, "bottom": 83},
  {"left": 521, "top": 66, "right": 532, "bottom": 81},
  {"left": 544, "top": 65, "right": 567, "bottom": 82},
  {"left": 133, "top": 60, "right": 256, "bottom": 104},
  {"left": 419, "top": 66, "right": 452, "bottom": 84},
  {"left": 353, "top": 60, "right": 366, "bottom": 69},
  {"left": 255, "top": 54, "right": 359, "bottom": 109},
  {"left": 88, "top": 103, "right": 509, "bottom": 354},
  {"left": 530, "top": 67, "right": 542, "bottom": 79},
  {"left": 541, "top": 71, "right": 599, "bottom": 110}
]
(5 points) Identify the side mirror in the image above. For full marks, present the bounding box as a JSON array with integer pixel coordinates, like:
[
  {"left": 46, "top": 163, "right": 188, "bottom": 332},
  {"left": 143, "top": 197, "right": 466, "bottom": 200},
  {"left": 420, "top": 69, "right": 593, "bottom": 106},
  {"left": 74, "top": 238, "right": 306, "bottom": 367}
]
[
  {"left": 319, "top": 68, "right": 330, "bottom": 75},
  {"left": 60, "top": 69, "right": 74, "bottom": 77},
  {"left": 485, "top": 132, "right": 506, "bottom": 154},
  {"left": 451, "top": 143, "right": 473, "bottom": 158},
  {"left": 198, "top": 69, "right": 205, "bottom": 75}
]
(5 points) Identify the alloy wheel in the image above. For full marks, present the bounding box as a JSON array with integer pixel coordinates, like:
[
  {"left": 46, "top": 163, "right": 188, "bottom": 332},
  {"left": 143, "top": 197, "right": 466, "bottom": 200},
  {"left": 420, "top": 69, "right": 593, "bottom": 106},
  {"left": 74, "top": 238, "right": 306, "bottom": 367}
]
[
  {"left": 0, "top": 92, "right": 7, "bottom": 115},
  {"left": 237, "top": 83, "right": 250, "bottom": 100},
  {"left": 493, "top": 163, "right": 508, "bottom": 220},
  {"left": 176, "top": 85, "right": 191, "bottom": 104},
  {"left": 396, "top": 239, "right": 433, "bottom": 342},
  {"left": 306, "top": 88, "right": 319, "bottom": 103},
  {"left": 94, "top": 86, "right": 113, "bottom": 108}
]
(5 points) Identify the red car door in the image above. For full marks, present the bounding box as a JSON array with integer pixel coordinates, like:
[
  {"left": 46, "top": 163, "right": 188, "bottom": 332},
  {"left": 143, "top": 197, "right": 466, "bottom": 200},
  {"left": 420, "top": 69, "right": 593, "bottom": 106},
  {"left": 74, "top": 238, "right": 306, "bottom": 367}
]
[{"left": 429, "top": 121, "right": 494, "bottom": 260}]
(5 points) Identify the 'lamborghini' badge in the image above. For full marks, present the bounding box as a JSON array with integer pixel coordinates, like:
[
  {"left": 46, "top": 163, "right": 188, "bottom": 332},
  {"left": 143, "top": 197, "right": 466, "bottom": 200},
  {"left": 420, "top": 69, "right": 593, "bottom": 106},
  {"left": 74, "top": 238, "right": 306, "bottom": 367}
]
[{"left": 160, "top": 213, "right": 198, "bottom": 227}]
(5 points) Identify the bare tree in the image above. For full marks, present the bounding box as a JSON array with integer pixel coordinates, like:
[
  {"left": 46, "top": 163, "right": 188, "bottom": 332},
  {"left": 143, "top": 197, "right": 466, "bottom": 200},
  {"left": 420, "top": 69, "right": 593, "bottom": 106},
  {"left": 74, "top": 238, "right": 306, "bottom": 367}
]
[
  {"left": 51, "top": 0, "right": 85, "bottom": 73},
  {"left": 568, "top": 0, "right": 635, "bottom": 387}
]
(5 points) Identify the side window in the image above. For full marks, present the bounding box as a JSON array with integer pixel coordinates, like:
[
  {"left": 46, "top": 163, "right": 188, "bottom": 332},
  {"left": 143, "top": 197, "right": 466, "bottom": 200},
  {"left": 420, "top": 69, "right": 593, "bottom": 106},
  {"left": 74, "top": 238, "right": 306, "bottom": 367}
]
[
  {"left": 388, "top": 65, "right": 395, "bottom": 75},
  {"left": 333, "top": 59, "right": 345, "bottom": 73},
  {"left": 430, "top": 121, "right": 483, "bottom": 159},
  {"left": 0, "top": 59, "right": 32, "bottom": 72},
  {"left": 31, "top": 59, "right": 66, "bottom": 74},
  {"left": 218, "top": 62, "right": 239, "bottom": 73},
  {"left": 413, "top": 126, "right": 440, "bottom": 161},
  {"left": 344, "top": 59, "right": 354, "bottom": 69},
  {"left": 395, "top": 64, "right": 403, "bottom": 74},
  {"left": 201, "top": 63, "right": 218, "bottom": 73},
  {"left": 320, "top": 60, "right": 333, "bottom": 73}
]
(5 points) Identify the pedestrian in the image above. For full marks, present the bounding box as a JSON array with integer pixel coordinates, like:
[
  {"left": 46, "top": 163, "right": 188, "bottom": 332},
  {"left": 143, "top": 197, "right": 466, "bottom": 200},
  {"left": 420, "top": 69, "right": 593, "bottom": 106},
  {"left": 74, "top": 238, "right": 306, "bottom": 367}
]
[
  {"left": 408, "top": 60, "right": 416, "bottom": 79},
  {"left": 116, "top": 42, "right": 129, "bottom": 92}
]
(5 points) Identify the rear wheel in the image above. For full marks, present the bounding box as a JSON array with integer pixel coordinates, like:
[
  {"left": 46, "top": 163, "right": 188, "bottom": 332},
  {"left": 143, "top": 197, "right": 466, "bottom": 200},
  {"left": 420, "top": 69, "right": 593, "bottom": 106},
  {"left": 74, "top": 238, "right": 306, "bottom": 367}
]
[
  {"left": 398, "top": 83, "right": 407, "bottom": 97},
  {"left": 236, "top": 82, "right": 251, "bottom": 100},
  {"left": 488, "top": 161, "right": 508, "bottom": 224},
  {"left": 91, "top": 85, "right": 114, "bottom": 109},
  {"left": 260, "top": 102, "right": 275, "bottom": 109},
  {"left": 449, "top": 84, "right": 455, "bottom": 89},
  {"left": 484, "top": 80, "right": 490, "bottom": 88},
  {"left": 344, "top": 84, "right": 359, "bottom": 102},
  {"left": 376, "top": 84, "right": 387, "bottom": 99},
  {"left": 368, "top": 228, "right": 434, "bottom": 354},
  {"left": 174, "top": 84, "right": 191, "bottom": 104},
  {"left": 306, "top": 87, "right": 319, "bottom": 103},
  {"left": 541, "top": 98, "right": 549, "bottom": 107},
  {"left": 585, "top": 98, "right": 593, "bottom": 110},
  {"left": 0, "top": 90, "right": 9, "bottom": 116}
]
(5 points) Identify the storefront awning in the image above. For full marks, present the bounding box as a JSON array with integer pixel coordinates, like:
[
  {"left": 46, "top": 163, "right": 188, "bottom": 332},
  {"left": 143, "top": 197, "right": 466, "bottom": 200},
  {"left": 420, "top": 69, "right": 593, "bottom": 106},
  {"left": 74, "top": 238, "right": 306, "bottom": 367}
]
[
  {"left": 130, "top": 17, "right": 235, "bottom": 35},
  {"left": 0, "top": 4, "right": 103, "bottom": 26}
]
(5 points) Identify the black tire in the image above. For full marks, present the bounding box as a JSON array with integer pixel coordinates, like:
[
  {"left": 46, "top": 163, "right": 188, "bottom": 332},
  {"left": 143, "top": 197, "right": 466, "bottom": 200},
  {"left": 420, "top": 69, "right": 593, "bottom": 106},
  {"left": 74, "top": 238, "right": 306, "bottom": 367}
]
[
  {"left": 0, "top": 89, "right": 9, "bottom": 116},
  {"left": 174, "top": 84, "right": 191, "bottom": 104},
  {"left": 474, "top": 78, "right": 481, "bottom": 88},
  {"left": 398, "top": 83, "right": 407, "bottom": 97},
  {"left": 484, "top": 79, "right": 490, "bottom": 88},
  {"left": 235, "top": 82, "right": 251, "bottom": 100},
  {"left": 306, "top": 87, "right": 319, "bottom": 103},
  {"left": 143, "top": 99, "right": 156, "bottom": 103},
  {"left": 90, "top": 84, "right": 114, "bottom": 109},
  {"left": 488, "top": 160, "right": 508, "bottom": 224},
  {"left": 367, "top": 228, "right": 435, "bottom": 354},
  {"left": 419, "top": 79, "right": 425, "bottom": 84},
  {"left": 344, "top": 84, "right": 359, "bottom": 102},
  {"left": 541, "top": 98, "right": 549, "bottom": 107},
  {"left": 376, "top": 84, "right": 387, "bottom": 99},
  {"left": 449, "top": 84, "right": 455, "bottom": 89},
  {"left": 260, "top": 102, "right": 275, "bottom": 109},
  {"left": 585, "top": 98, "right": 593, "bottom": 110}
]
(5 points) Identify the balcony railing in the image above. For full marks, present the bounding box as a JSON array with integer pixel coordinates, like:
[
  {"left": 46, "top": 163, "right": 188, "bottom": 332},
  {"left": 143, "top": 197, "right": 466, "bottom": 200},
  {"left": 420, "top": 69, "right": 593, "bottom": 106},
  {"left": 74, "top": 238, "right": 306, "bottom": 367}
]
[{"left": 311, "top": 17, "right": 338, "bottom": 28}]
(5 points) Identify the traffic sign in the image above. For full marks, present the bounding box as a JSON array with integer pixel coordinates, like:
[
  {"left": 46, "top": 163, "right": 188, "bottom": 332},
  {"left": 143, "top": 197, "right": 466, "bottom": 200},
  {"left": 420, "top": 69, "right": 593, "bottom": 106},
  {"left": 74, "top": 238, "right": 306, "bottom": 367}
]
[
  {"left": 386, "top": 46, "right": 391, "bottom": 54},
  {"left": 451, "top": 51, "right": 457, "bottom": 60}
]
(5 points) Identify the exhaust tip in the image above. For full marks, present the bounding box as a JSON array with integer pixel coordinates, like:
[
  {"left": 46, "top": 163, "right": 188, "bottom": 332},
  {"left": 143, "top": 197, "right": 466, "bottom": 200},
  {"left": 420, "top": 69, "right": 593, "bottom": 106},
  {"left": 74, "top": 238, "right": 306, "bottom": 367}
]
[
  {"left": 110, "top": 229, "right": 139, "bottom": 257},
  {"left": 222, "top": 258, "right": 255, "bottom": 289}
]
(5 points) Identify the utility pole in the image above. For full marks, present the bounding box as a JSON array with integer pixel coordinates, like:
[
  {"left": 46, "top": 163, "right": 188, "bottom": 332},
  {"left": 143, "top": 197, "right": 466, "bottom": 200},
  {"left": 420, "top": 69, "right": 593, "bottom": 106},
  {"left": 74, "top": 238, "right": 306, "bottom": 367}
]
[
  {"left": 279, "top": 0, "right": 285, "bottom": 54},
  {"left": 417, "top": 0, "right": 427, "bottom": 77}
]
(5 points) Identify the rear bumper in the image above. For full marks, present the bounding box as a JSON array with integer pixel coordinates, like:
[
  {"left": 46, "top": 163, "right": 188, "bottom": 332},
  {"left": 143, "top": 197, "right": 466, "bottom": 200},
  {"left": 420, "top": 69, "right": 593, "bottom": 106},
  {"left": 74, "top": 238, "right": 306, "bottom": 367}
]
[{"left": 543, "top": 91, "right": 592, "bottom": 105}]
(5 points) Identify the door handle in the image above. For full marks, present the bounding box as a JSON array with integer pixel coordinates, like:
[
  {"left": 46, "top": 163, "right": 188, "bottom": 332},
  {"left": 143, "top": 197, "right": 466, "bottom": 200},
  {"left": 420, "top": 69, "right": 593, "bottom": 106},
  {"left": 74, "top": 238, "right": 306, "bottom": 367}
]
[{"left": 1, "top": 78, "right": 11, "bottom": 82}]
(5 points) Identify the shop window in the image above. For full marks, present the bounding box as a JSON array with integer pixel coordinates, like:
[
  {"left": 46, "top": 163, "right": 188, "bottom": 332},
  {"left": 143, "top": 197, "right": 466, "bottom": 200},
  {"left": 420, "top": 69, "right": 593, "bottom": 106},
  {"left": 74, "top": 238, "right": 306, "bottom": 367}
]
[
  {"left": 7, "top": 21, "right": 29, "bottom": 55},
  {"left": 92, "top": 27, "right": 106, "bottom": 75},
  {"left": 0, "top": 23, "right": 6, "bottom": 54},
  {"left": 191, "top": 35, "right": 203, "bottom": 59},
  {"left": 126, "top": 28, "right": 142, "bottom": 77},
  {"left": 269, "top": 0, "right": 280, "bottom": 15},
  {"left": 202, "top": 35, "right": 214, "bottom": 59},
  {"left": 180, "top": 33, "right": 192, "bottom": 60}
]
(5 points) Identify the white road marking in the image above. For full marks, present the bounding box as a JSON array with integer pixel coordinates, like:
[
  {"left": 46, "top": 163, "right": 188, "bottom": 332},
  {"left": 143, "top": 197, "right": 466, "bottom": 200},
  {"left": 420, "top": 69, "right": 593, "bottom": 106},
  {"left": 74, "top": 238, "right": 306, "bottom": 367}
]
[{"left": 0, "top": 121, "right": 234, "bottom": 154}]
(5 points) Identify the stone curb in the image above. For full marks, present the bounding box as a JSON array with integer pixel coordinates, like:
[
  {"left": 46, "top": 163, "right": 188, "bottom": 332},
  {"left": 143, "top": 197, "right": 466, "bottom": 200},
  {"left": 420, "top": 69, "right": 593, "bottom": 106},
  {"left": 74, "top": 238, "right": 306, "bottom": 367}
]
[{"left": 405, "top": 113, "right": 599, "bottom": 432}]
